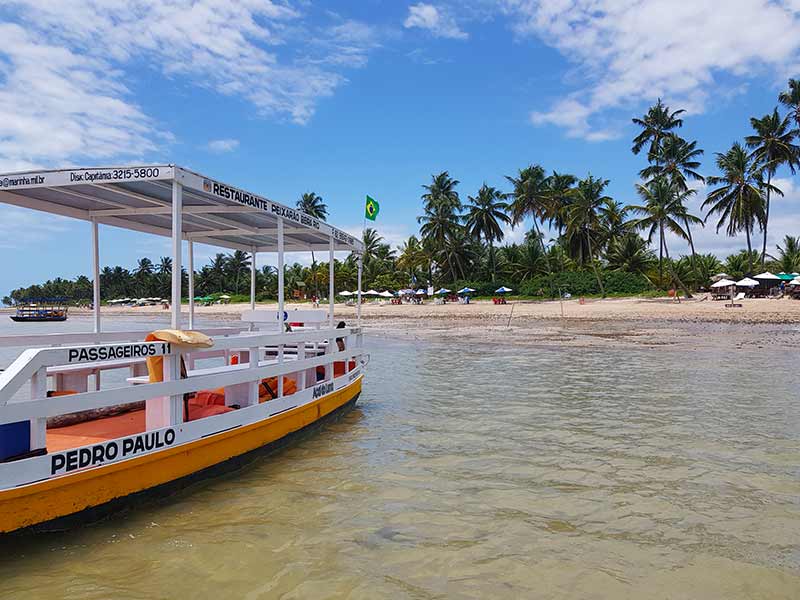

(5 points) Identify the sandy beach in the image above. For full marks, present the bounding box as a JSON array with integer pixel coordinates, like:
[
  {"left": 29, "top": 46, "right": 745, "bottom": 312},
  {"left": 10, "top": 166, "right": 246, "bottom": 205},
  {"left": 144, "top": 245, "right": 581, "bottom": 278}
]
[{"left": 50, "top": 295, "right": 800, "bottom": 351}]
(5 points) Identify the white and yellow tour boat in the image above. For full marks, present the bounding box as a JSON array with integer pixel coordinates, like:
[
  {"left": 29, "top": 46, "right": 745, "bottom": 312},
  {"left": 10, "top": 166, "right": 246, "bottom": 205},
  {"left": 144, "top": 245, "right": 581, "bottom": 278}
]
[{"left": 0, "top": 165, "right": 367, "bottom": 533}]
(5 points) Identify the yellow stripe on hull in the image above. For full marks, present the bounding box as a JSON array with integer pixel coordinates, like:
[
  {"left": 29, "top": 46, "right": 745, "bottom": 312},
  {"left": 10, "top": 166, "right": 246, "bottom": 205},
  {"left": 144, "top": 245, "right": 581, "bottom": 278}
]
[{"left": 0, "top": 377, "right": 362, "bottom": 534}]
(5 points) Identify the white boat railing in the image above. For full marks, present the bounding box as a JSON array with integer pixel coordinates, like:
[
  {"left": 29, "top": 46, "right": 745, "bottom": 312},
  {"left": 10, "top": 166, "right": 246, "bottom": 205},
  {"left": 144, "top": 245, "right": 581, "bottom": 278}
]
[
  {"left": 0, "top": 326, "right": 249, "bottom": 348},
  {"left": 0, "top": 328, "right": 364, "bottom": 448}
]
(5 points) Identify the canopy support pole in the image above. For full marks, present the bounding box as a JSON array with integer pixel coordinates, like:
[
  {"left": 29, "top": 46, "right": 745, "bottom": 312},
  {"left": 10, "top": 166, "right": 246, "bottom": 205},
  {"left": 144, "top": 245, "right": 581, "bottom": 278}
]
[
  {"left": 277, "top": 218, "right": 285, "bottom": 333},
  {"left": 250, "top": 246, "right": 257, "bottom": 311},
  {"left": 170, "top": 181, "right": 183, "bottom": 329},
  {"left": 91, "top": 218, "right": 101, "bottom": 333},
  {"left": 357, "top": 254, "right": 363, "bottom": 327},
  {"left": 329, "top": 237, "right": 335, "bottom": 328},
  {"left": 188, "top": 241, "right": 195, "bottom": 330}
]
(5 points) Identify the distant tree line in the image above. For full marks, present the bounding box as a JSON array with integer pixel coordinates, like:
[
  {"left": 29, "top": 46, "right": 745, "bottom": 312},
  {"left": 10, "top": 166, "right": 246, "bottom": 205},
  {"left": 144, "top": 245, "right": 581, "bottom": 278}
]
[{"left": 4, "top": 79, "right": 800, "bottom": 305}]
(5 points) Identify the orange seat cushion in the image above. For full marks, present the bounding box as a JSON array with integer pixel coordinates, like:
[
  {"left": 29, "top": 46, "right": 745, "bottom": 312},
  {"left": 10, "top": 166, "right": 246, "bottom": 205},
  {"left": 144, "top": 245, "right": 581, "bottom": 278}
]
[{"left": 259, "top": 377, "right": 297, "bottom": 401}]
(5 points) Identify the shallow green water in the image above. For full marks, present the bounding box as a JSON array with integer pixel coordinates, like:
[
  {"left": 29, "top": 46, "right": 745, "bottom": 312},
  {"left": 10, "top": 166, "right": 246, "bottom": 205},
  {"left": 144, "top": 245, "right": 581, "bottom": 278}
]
[{"left": 0, "top": 317, "right": 798, "bottom": 598}]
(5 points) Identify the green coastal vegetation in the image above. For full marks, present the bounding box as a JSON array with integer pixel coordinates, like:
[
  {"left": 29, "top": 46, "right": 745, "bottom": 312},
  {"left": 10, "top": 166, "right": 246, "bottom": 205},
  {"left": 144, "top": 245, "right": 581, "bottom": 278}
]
[{"left": 5, "top": 79, "right": 800, "bottom": 306}]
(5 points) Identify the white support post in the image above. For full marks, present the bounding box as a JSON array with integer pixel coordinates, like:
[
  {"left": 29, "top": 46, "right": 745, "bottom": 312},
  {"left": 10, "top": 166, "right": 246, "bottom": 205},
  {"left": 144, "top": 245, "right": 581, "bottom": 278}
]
[
  {"left": 277, "top": 218, "right": 285, "bottom": 395},
  {"left": 29, "top": 367, "right": 47, "bottom": 451},
  {"left": 329, "top": 237, "right": 335, "bottom": 329},
  {"left": 357, "top": 254, "right": 363, "bottom": 327},
  {"left": 250, "top": 247, "right": 257, "bottom": 311},
  {"left": 91, "top": 219, "right": 101, "bottom": 333},
  {"left": 277, "top": 218, "right": 285, "bottom": 333},
  {"left": 247, "top": 344, "right": 259, "bottom": 406},
  {"left": 170, "top": 181, "right": 183, "bottom": 329},
  {"left": 146, "top": 353, "right": 183, "bottom": 430},
  {"left": 188, "top": 240, "right": 195, "bottom": 330}
]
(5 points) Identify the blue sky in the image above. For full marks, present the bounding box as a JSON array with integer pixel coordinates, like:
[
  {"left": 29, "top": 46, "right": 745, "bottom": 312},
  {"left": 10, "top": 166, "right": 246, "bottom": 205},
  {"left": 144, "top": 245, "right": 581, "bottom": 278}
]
[{"left": 1, "top": 0, "right": 800, "bottom": 294}]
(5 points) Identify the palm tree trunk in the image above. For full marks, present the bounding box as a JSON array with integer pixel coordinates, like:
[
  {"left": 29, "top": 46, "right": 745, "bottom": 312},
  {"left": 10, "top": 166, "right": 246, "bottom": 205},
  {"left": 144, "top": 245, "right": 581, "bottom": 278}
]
[
  {"left": 661, "top": 225, "right": 691, "bottom": 298},
  {"left": 658, "top": 228, "right": 664, "bottom": 284},
  {"left": 684, "top": 216, "right": 697, "bottom": 265},
  {"left": 761, "top": 171, "right": 771, "bottom": 269},
  {"left": 489, "top": 240, "right": 495, "bottom": 283},
  {"left": 586, "top": 234, "right": 605, "bottom": 297},
  {"left": 311, "top": 251, "right": 317, "bottom": 299},
  {"left": 745, "top": 223, "right": 753, "bottom": 274}
]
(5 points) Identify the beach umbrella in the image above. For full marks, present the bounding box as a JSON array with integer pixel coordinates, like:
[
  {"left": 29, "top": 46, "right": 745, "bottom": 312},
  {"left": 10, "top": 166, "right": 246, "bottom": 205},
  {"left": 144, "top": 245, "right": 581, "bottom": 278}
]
[
  {"left": 711, "top": 278, "right": 735, "bottom": 288},
  {"left": 379, "top": 291, "right": 394, "bottom": 297},
  {"left": 711, "top": 273, "right": 730, "bottom": 282},
  {"left": 736, "top": 277, "right": 759, "bottom": 287},
  {"left": 435, "top": 288, "right": 451, "bottom": 295},
  {"left": 339, "top": 290, "right": 352, "bottom": 296},
  {"left": 398, "top": 288, "right": 415, "bottom": 295},
  {"left": 457, "top": 287, "right": 476, "bottom": 294},
  {"left": 365, "top": 289, "right": 380, "bottom": 296},
  {"left": 790, "top": 277, "right": 800, "bottom": 285},
  {"left": 415, "top": 289, "right": 426, "bottom": 295},
  {"left": 754, "top": 271, "right": 780, "bottom": 281},
  {"left": 219, "top": 294, "right": 231, "bottom": 299},
  {"left": 495, "top": 286, "right": 513, "bottom": 293},
  {"left": 776, "top": 272, "right": 795, "bottom": 281}
]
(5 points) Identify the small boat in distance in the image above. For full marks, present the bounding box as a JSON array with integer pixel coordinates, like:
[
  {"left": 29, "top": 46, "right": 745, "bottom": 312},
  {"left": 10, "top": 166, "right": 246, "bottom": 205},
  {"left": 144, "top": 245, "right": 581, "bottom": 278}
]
[{"left": 10, "top": 298, "right": 69, "bottom": 322}]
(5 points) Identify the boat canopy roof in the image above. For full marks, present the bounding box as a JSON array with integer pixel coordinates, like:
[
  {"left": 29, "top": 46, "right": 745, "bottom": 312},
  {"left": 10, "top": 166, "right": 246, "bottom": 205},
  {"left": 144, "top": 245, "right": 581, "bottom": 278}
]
[{"left": 0, "top": 165, "right": 362, "bottom": 253}]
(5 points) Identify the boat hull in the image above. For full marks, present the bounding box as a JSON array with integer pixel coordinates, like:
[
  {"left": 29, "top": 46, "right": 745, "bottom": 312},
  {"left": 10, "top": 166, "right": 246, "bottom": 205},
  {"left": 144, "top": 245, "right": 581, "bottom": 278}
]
[
  {"left": 0, "top": 377, "right": 361, "bottom": 534},
  {"left": 10, "top": 316, "right": 68, "bottom": 322}
]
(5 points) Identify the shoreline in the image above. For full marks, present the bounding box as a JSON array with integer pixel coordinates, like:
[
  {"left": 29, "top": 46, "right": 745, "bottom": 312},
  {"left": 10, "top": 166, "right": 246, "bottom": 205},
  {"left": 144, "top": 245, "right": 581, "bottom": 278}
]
[
  {"left": 42, "top": 295, "right": 800, "bottom": 326},
  {"left": 4, "top": 297, "right": 794, "bottom": 351}
]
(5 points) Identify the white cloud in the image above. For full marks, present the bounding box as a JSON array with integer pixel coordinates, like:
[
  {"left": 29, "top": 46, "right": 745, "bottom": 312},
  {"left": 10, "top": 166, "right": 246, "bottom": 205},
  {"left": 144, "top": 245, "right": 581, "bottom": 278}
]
[
  {"left": 0, "top": 23, "right": 163, "bottom": 171},
  {"left": 404, "top": 3, "right": 468, "bottom": 40},
  {"left": 206, "top": 139, "right": 240, "bottom": 153},
  {"left": 0, "top": 1, "right": 379, "bottom": 169},
  {"left": 501, "top": 0, "right": 800, "bottom": 140}
]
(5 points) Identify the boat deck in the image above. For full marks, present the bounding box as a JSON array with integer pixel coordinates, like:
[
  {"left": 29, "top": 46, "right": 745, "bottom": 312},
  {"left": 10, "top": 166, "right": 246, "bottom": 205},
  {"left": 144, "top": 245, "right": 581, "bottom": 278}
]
[{"left": 47, "top": 410, "right": 145, "bottom": 452}]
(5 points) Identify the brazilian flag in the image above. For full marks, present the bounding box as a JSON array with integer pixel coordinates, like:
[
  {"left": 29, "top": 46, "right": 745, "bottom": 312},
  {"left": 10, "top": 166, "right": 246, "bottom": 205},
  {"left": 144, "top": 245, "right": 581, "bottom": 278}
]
[{"left": 365, "top": 195, "right": 380, "bottom": 221}]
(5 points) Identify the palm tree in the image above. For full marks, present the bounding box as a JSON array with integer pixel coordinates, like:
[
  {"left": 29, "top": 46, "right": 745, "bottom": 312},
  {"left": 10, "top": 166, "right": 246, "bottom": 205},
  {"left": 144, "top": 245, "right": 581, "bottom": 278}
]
[
  {"left": 724, "top": 250, "right": 760, "bottom": 280},
  {"left": 640, "top": 134, "right": 704, "bottom": 188},
  {"left": 296, "top": 192, "right": 328, "bottom": 221},
  {"left": 464, "top": 184, "right": 511, "bottom": 281},
  {"left": 564, "top": 175, "right": 611, "bottom": 296},
  {"left": 704, "top": 143, "right": 777, "bottom": 274},
  {"left": 779, "top": 78, "right": 800, "bottom": 130},
  {"left": 397, "top": 235, "right": 425, "bottom": 284},
  {"left": 437, "top": 228, "right": 476, "bottom": 282},
  {"left": 547, "top": 171, "right": 578, "bottom": 234},
  {"left": 629, "top": 178, "right": 700, "bottom": 292},
  {"left": 605, "top": 233, "right": 656, "bottom": 278},
  {"left": 632, "top": 99, "right": 685, "bottom": 163},
  {"left": 157, "top": 256, "right": 172, "bottom": 276},
  {"left": 598, "top": 199, "right": 631, "bottom": 251},
  {"left": 774, "top": 235, "right": 800, "bottom": 273},
  {"left": 296, "top": 192, "right": 328, "bottom": 297},
  {"left": 641, "top": 134, "right": 705, "bottom": 264},
  {"left": 501, "top": 241, "right": 548, "bottom": 282},
  {"left": 418, "top": 204, "right": 461, "bottom": 249},
  {"left": 361, "top": 228, "right": 384, "bottom": 264},
  {"left": 505, "top": 165, "right": 550, "bottom": 244},
  {"left": 745, "top": 109, "right": 799, "bottom": 268},
  {"left": 135, "top": 257, "right": 154, "bottom": 276},
  {"left": 226, "top": 250, "right": 251, "bottom": 295},
  {"left": 421, "top": 172, "right": 461, "bottom": 214},
  {"left": 209, "top": 253, "right": 227, "bottom": 293},
  {"left": 689, "top": 254, "right": 724, "bottom": 288}
]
